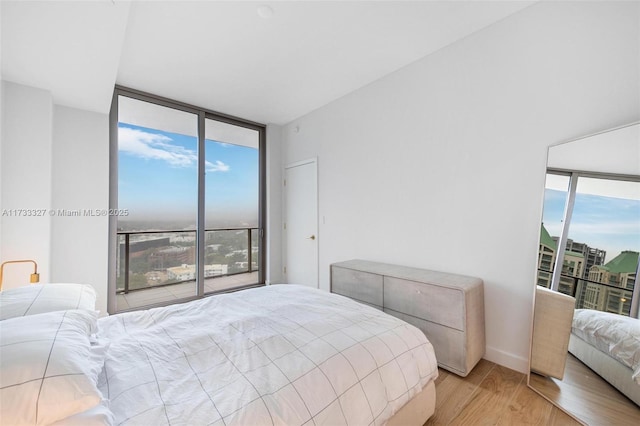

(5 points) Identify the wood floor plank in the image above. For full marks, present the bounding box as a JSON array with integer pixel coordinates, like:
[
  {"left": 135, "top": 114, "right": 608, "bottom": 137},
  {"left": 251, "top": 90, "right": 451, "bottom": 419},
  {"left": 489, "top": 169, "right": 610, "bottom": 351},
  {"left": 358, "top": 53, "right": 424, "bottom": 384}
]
[
  {"left": 433, "top": 368, "right": 450, "bottom": 386},
  {"left": 447, "top": 365, "right": 524, "bottom": 426},
  {"left": 564, "top": 354, "right": 638, "bottom": 409},
  {"left": 496, "top": 380, "right": 555, "bottom": 425},
  {"left": 529, "top": 355, "right": 640, "bottom": 426},
  {"left": 425, "top": 360, "right": 494, "bottom": 425},
  {"left": 548, "top": 406, "right": 584, "bottom": 426},
  {"left": 424, "top": 358, "right": 638, "bottom": 426}
]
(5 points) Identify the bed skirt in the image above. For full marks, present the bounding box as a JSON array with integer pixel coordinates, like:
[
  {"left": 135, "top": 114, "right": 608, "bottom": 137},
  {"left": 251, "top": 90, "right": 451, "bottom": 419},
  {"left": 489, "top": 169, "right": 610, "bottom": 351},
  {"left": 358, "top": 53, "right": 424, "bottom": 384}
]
[
  {"left": 569, "top": 333, "right": 640, "bottom": 406},
  {"left": 387, "top": 380, "right": 436, "bottom": 426}
]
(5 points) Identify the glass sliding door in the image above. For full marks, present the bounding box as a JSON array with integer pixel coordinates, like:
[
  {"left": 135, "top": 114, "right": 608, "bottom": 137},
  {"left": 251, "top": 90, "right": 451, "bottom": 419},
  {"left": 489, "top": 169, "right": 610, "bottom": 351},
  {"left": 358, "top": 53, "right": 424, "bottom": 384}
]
[
  {"left": 115, "top": 96, "right": 199, "bottom": 311},
  {"left": 110, "top": 88, "right": 265, "bottom": 313},
  {"left": 204, "top": 119, "right": 260, "bottom": 293}
]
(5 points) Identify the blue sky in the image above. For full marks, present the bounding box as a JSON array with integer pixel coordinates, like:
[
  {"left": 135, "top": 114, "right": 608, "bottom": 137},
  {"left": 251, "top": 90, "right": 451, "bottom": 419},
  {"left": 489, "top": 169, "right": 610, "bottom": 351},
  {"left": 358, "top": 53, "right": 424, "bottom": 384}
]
[
  {"left": 118, "top": 123, "right": 258, "bottom": 227},
  {"left": 542, "top": 188, "right": 640, "bottom": 263}
]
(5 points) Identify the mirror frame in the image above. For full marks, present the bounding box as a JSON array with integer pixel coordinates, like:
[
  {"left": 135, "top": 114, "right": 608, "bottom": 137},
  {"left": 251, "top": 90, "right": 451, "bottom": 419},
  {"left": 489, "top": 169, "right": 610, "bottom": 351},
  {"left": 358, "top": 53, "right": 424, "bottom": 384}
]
[{"left": 526, "top": 121, "right": 640, "bottom": 424}]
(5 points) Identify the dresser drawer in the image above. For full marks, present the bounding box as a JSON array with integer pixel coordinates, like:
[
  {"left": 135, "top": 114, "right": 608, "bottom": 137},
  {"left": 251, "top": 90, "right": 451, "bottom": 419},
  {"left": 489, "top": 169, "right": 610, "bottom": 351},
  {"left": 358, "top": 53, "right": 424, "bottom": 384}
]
[
  {"left": 385, "top": 308, "right": 466, "bottom": 375},
  {"left": 384, "top": 276, "right": 464, "bottom": 331},
  {"left": 331, "top": 266, "right": 383, "bottom": 307},
  {"left": 330, "top": 259, "right": 484, "bottom": 377}
]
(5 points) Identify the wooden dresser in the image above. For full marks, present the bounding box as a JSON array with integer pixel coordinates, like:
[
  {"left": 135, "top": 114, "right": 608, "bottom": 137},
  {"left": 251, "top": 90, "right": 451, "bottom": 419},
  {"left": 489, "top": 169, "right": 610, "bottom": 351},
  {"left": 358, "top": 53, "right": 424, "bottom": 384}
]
[{"left": 330, "top": 259, "right": 485, "bottom": 377}]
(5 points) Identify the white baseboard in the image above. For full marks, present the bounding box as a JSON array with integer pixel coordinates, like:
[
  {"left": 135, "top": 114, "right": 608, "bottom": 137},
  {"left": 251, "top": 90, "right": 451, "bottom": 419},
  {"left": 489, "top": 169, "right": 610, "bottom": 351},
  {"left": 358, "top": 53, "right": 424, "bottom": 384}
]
[{"left": 484, "top": 345, "right": 529, "bottom": 374}]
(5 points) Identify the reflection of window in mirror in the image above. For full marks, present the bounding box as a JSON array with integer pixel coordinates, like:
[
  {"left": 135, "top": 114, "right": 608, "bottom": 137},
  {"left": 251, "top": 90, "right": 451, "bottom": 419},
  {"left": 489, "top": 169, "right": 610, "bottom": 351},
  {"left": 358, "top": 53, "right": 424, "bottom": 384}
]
[
  {"left": 537, "top": 172, "right": 640, "bottom": 317},
  {"left": 538, "top": 173, "right": 570, "bottom": 289}
]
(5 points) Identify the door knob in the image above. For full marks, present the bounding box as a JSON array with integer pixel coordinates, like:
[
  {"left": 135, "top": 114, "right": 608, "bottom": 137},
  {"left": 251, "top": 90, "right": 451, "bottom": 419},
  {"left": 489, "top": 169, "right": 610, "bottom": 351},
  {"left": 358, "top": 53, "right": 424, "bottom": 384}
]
[{"left": 307, "top": 235, "right": 316, "bottom": 240}]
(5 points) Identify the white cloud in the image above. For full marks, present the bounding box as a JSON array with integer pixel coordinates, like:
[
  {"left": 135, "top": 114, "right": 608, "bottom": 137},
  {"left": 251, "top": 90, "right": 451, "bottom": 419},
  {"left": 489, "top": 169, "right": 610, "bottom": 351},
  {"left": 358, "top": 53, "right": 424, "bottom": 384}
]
[
  {"left": 119, "top": 127, "right": 229, "bottom": 172},
  {"left": 206, "top": 160, "right": 230, "bottom": 172}
]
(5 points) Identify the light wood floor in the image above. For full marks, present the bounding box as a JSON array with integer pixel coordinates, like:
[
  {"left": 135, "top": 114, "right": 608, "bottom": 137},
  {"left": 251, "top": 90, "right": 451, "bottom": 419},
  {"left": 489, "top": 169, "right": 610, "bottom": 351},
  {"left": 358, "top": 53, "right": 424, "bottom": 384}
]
[
  {"left": 425, "top": 359, "right": 581, "bottom": 425},
  {"left": 529, "top": 354, "right": 640, "bottom": 426}
]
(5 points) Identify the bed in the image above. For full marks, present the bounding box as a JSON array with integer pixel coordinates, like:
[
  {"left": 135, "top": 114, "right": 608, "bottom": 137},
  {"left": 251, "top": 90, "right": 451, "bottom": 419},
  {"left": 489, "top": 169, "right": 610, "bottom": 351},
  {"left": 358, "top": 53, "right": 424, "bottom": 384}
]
[
  {"left": 0, "top": 283, "right": 439, "bottom": 425},
  {"left": 569, "top": 309, "right": 640, "bottom": 406}
]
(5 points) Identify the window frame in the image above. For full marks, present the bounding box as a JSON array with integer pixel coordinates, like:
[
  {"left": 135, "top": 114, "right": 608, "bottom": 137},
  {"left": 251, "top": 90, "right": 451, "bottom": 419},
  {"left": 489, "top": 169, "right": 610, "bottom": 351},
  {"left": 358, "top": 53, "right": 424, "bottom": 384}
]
[
  {"left": 107, "top": 86, "right": 266, "bottom": 314},
  {"left": 545, "top": 168, "right": 640, "bottom": 318}
]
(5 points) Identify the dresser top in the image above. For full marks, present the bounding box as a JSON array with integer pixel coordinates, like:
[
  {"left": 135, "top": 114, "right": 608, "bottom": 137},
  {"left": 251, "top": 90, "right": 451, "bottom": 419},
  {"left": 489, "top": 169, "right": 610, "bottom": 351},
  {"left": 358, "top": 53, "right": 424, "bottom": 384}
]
[{"left": 331, "top": 259, "right": 483, "bottom": 290}]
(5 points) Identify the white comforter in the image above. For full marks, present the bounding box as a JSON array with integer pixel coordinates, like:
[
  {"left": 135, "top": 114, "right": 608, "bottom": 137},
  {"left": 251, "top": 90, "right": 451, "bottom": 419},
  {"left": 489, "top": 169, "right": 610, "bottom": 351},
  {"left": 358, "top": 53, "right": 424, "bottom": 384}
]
[
  {"left": 97, "top": 285, "right": 438, "bottom": 425},
  {"left": 572, "top": 309, "right": 640, "bottom": 385}
]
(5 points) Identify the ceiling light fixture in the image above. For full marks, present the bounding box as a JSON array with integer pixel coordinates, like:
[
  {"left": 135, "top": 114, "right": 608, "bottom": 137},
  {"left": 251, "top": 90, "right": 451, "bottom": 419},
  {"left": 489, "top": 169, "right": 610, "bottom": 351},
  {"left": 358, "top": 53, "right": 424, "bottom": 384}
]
[{"left": 257, "top": 5, "right": 274, "bottom": 19}]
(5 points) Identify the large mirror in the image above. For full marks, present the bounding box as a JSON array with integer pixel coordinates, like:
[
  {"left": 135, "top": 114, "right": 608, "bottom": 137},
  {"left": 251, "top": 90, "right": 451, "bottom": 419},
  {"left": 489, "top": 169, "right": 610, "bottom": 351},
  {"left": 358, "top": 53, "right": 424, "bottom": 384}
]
[{"left": 528, "top": 123, "right": 640, "bottom": 425}]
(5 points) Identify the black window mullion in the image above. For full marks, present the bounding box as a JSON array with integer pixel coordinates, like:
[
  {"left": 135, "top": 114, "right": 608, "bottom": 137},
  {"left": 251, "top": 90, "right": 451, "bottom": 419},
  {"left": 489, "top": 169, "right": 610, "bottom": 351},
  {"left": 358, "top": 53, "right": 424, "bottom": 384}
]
[{"left": 197, "top": 111, "right": 206, "bottom": 296}]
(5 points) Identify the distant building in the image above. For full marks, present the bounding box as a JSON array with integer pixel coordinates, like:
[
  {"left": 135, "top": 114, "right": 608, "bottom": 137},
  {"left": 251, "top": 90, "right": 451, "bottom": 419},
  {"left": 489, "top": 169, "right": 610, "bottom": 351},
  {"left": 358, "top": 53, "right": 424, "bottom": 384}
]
[
  {"left": 130, "top": 237, "right": 171, "bottom": 253},
  {"left": 537, "top": 225, "right": 557, "bottom": 289},
  {"left": 116, "top": 237, "right": 171, "bottom": 280},
  {"left": 149, "top": 246, "right": 196, "bottom": 269},
  {"left": 585, "top": 251, "right": 638, "bottom": 315},
  {"left": 559, "top": 251, "right": 585, "bottom": 296},
  {"left": 537, "top": 224, "right": 586, "bottom": 296},
  {"left": 166, "top": 263, "right": 229, "bottom": 281},
  {"left": 552, "top": 236, "right": 606, "bottom": 280}
]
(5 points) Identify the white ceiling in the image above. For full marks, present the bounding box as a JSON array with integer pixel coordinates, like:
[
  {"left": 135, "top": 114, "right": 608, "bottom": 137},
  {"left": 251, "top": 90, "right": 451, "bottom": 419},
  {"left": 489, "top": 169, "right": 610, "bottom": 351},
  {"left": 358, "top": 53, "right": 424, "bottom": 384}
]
[{"left": 2, "top": 1, "right": 534, "bottom": 125}]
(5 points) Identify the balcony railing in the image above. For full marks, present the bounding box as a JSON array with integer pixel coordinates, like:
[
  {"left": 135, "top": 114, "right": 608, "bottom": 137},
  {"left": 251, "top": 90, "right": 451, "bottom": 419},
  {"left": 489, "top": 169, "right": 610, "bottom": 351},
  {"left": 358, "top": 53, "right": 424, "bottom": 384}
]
[
  {"left": 537, "top": 268, "right": 635, "bottom": 316},
  {"left": 117, "top": 227, "right": 258, "bottom": 294}
]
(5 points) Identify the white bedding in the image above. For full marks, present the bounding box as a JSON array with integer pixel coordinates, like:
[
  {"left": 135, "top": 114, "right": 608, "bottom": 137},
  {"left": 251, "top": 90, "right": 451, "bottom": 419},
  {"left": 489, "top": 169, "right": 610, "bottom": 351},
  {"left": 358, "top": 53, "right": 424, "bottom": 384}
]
[
  {"left": 572, "top": 309, "right": 640, "bottom": 385},
  {"left": 0, "top": 283, "right": 97, "bottom": 321},
  {"left": 0, "top": 309, "right": 105, "bottom": 425},
  {"left": 97, "top": 284, "right": 438, "bottom": 425}
]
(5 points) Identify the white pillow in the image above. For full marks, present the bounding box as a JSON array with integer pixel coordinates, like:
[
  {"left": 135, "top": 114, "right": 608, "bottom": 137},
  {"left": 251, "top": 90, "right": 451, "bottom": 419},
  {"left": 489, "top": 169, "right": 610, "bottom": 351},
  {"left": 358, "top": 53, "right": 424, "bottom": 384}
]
[
  {"left": 0, "top": 310, "right": 105, "bottom": 425},
  {"left": 0, "top": 283, "right": 97, "bottom": 320}
]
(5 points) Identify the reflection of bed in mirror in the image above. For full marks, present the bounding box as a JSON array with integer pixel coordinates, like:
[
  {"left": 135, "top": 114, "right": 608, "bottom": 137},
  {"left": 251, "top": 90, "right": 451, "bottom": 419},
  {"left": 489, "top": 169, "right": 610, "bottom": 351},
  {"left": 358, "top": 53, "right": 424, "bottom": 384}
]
[
  {"left": 570, "top": 309, "right": 640, "bottom": 406},
  {"left": 528, "top": 122, "right": 640, "bottom": 425}
]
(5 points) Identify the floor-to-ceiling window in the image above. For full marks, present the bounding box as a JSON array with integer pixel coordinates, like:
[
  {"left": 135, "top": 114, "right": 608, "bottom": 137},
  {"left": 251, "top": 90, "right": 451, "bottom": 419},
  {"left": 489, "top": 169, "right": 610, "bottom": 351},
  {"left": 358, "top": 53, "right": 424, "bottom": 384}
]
[
  {"left": 204, "top": 119, "right": 260, "bottom": 295},
  {"left": 537, "top": 170, "right": 640, "bottom": 317},
  {"left": 108, "top": 87, "right": 265, "bottom": 313}
]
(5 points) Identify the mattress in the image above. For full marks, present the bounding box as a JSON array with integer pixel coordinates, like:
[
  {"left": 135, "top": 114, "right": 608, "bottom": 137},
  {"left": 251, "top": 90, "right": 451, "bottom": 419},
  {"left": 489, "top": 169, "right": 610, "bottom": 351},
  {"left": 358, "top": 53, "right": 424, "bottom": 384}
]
[
  {"left": 96, "top": 284, "right": 439, "bottom": 425},
  {"left": 572, "top": 309, "right": 640, "bottom": 384}
]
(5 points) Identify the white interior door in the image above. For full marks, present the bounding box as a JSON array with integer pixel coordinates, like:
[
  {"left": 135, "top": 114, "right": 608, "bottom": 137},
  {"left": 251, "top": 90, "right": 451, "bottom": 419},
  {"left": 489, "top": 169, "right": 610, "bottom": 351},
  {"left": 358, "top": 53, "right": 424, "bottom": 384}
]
[{"left": 284, "top": 159, "right": 318, "bottom": 288}]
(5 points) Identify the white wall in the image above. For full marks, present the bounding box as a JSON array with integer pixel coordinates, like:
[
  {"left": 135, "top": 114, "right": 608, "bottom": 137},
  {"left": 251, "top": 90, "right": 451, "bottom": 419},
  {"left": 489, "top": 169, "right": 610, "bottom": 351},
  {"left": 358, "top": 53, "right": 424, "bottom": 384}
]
[
  {"left": 281, "top": 1, "right": 640, "bottom": 372},
  {"left": 0, "top": 84, "right": 109, "bottom": 312},
  {"left": 51, "top": 105, "right": 109, "bottom": 313},
  {"left": 1, "top": 81, "right": 53, "bottom": 287}
]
